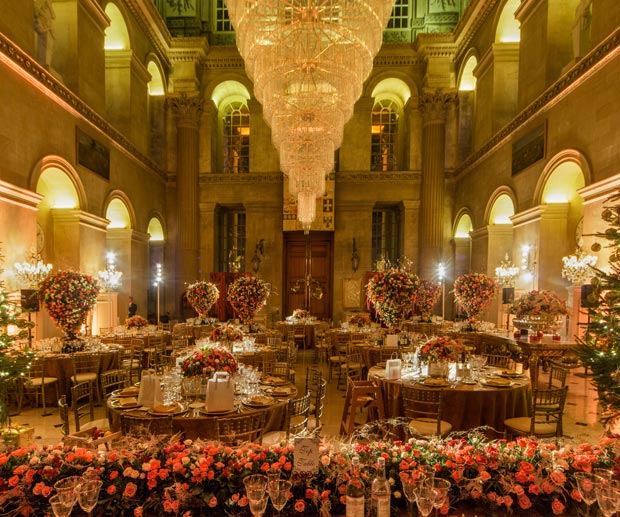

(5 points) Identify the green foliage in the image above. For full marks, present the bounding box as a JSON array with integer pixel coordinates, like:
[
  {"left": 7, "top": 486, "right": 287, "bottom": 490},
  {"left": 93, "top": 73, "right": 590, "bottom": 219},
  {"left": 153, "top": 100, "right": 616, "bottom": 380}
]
[
  {"left": 577, "top": 192, "right": 620, "bottom": 428},
  {"left": 0, "top": 248, "right": 34, "bottom": 425}
]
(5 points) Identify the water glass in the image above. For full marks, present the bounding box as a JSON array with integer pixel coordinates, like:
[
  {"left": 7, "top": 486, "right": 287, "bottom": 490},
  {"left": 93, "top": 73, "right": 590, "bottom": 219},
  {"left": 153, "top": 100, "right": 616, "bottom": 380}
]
[
  {"left": 53, "top": 476, "right": 81, "bottom": 505},
  {"left": 75, "top": 479, "right": 102, "bottom": 516},
  {"left": 49, "top": 494, "right": 75, "bottom": 517}
]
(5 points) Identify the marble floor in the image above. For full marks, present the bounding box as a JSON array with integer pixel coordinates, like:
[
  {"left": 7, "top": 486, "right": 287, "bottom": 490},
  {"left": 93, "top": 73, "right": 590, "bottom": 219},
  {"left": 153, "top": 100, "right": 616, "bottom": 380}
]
[{"left": 10, "top": 349, "right": 606, "bottom": 447}]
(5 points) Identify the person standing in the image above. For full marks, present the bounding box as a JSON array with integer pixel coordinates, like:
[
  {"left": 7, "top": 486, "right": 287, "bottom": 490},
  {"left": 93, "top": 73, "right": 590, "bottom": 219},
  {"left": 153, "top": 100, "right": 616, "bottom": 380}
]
[{"left": 128, "top": 296, "right": 137, "bottom": 318}]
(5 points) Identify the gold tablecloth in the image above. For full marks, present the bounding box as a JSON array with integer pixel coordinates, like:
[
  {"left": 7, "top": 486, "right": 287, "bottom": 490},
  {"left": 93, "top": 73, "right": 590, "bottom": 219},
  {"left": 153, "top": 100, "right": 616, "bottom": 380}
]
[{"left": 368, "top": 366, "right": 531, "bottom": 433}]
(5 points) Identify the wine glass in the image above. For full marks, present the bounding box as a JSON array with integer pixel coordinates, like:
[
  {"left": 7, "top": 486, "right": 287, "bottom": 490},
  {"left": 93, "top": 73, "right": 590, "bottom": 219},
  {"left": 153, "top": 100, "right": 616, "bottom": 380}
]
[
  {"left": 247, "top": 490, "right": 269, "bottom": 517},
  {"left": 574, "top": 472, "right": 598, "bottom": 516},
  {"left": 243, "top": 474, "right": 268, "bottom": 492},
  {"left": 596, "top": 482, "right": 620, "bottom": 517},
  {"left": 268, "top": 479, "right": 292, "bottom": 517},
  {"left": 415, "top": 487, "right": 437, "bottom": 517},
  {"left": 400, "top": 469, "right": 427, "bottom": 516},
  {"left": 49, "top": 494, "right": 75, "bottom": 517},
  {"left": 75, "top": 479, "right": 103, "bottom": 517},
  {"left": 53, "top": 475, "right": 81, "bottom": 506},
  {"left": 425, "top": 477, "right": 450, "bottom": 517}
]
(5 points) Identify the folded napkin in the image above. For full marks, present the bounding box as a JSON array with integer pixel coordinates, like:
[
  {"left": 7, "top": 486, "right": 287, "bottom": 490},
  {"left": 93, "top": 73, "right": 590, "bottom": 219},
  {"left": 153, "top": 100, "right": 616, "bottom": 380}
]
[
  {"left": 424, "top": 378, "right": 448, "bottom": 387},
  {"left": 119, "top": 397, "right": 138, "bottom": 407},
  {"left": 119, "top": 387, "right": 140, "bottom": 397},
  {"left": 485, "top": 377, "right": 511, "bottom": 386},
  {"left": 272, "top": 387, "right": 291, "bottom": 396},
  {"left": 249, "top": 395, "right": 272, "bottom": 405},
  {"left": 152, "top": 403, "right": 179, "bottom": 414}
]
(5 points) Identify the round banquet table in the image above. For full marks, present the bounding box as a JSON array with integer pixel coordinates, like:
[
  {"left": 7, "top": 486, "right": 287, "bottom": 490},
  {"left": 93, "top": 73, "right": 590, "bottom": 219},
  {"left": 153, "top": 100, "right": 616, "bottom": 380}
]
[
  {"left": 368, "top": 366, "right": 531, "bottom": 433},
  {"left": 275, "top": 321, "right": 329, "bottom": 349},
  {"left": 41, "top": 348, "right": 121, "bottom": 404},
  {"left": 107, "top": 383, "right": 296, "bottom": 441}
]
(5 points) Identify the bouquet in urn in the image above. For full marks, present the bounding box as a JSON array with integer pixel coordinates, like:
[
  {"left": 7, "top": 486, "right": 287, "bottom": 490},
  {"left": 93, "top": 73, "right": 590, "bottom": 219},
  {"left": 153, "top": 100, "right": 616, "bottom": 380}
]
[
  {"left": 186, "top": 280, "right": 220, "bottom": 319},
  {"left": 227, "top": 276, "right": 270, "bottom": 323}
]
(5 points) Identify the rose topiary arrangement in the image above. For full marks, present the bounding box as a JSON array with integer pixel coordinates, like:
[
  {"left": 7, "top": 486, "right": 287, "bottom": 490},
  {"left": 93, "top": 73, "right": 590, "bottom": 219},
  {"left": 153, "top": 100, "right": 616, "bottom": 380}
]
[
  {"left": 227, "top": 275, "right": 270, "bottom": 323},
  {"left": 415, "top": 279, "right": 442, "bottom": 322},
  {"left": 39, "top": 270, "right": 100, "bottom": 341},
  {"left": 453, "top": 273, "right": 497, "bottom": 329},
  {"left": 186, "top": 280, "right": 220, "bottom": 319},
  {"left": 366, "top": 268, "right": 419, "bottom": 328}
]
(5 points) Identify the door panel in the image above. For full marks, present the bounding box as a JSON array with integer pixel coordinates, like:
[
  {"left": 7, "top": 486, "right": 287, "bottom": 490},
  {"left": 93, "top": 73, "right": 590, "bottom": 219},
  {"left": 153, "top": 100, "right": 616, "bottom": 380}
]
[{"left": 284, "top": 232, "right": 333, "bottom": 320}]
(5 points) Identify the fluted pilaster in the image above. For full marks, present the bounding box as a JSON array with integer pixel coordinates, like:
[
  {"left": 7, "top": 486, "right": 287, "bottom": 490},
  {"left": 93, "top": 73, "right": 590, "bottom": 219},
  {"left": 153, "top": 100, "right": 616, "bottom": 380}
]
[
  {"left": 418, "top": 89, "right": 458, "bottom": 279},
  {"left": 168, "top": 93, "right": 203, "bottom": 307}
]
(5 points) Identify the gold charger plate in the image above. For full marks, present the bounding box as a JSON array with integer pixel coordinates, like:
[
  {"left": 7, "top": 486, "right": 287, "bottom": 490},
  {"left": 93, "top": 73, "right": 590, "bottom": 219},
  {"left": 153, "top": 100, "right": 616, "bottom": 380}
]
[
  {"left": 111, "top": 388, "right": 140, "bottom": 398},
  {"left": 422, "top": 378, "right": 450, "bottom": 388},
  {"left": 260, "top": 376, "right": 288, "bottom": 386},
  {"left": 376, "top": 362, "right": 387, "bottom": 368},
  {"left": 199, "top": 408, "right": 235, "bottom": 416},
  {"left": 147, "top": 403, "right": 187, "bottom": 416},
  {"left": 242, "top": 395, "right": 276, "bottom": 408},
  {"left": 110, "top": 398, "right": 141, "bottom": 409},
  {"left": 480, "top": 378, "right": 513, "bottom": 388}
]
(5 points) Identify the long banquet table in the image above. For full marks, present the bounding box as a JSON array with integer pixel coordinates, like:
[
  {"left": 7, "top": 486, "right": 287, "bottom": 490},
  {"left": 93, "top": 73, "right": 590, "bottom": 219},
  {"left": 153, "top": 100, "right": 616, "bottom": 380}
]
[{"left": 368, "top": 365, "right": 531, "bottom": 433}]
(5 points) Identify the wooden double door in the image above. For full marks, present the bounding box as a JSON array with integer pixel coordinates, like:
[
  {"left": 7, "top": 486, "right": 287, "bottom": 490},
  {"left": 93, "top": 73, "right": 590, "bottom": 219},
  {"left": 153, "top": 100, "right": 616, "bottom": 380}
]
[{"left": 284, "top": 232, "right": 333, "bottom": 321}]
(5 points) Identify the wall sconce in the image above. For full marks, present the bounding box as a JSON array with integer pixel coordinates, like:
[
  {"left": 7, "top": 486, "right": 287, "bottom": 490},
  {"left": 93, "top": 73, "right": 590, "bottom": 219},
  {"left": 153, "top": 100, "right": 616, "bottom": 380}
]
[
  {"left": 351, "top": 238, "right": 360, "bottom": 272},
  {"left": 251, "top": 239, "right": 265, "bottom": 274}
]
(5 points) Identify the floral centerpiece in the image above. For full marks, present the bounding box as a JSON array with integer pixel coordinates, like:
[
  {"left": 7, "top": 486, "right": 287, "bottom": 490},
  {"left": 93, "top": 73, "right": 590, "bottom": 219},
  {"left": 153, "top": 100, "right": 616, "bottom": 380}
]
[
  {"left": 227, "top": 275, "right": 270, "bottom": 324},
  {"left": 125, "top": 315, "right": 148, "bottom": 329},
  {"left": 185, "top": 280, "right": 220, "bottom": 319},
  {"left": 39, "top": 270, "right": 100, "bottom": 344},
  {"left": 453, "top": 273, "right": 497, "bottom": 330},
  {"left": 209, "top": 324, "right": 244, "bottom": 343},
  {"left": 366, "top": 268, "right": 419, "bottom": 328},
  {"left": 414, "top": 279, "right": 442, "bottom": 322},
  {"left": 348, "top": 313, "right": 371, "bottom": 327},
  {"left": 511, "top": 290, "right": 568, "bottom": 332},
  {"left": 180, "top": 345, "right": 238, "bottom": 378},
  {"left": 291, "top": 308, "right": 311, "bottom": 320},
  {"left": 418, "top": 335, "right": 467, "bottom": 364}
]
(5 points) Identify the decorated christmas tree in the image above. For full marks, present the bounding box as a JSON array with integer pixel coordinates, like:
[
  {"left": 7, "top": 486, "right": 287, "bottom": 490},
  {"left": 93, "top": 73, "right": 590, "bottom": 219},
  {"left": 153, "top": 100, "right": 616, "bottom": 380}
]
[
  {"left": 577, "top": 192, "right": 620, "bottom": 429},
  {"left": 0, "top": 248, "right": 34, "bottom": 426}
]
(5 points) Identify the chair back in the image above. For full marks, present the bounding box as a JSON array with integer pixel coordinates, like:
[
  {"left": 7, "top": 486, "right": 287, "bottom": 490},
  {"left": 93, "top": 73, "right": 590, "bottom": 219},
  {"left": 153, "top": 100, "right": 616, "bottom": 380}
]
[
  {"left": 58, "top": 395, "right": 70, "bottom": 435},
  {"left": 401, "top": 384, "right": 446, "bottom": 436},
  {"left": 531, "top": 385, "right": 568, "bottom": 437},
  {"left": 286, "top": 391, "right": 311, "bottom": 438},
  {"left": 72, "top": 352, "right": 100, "bottom": 377},
  {"left": 120, "top": 413, "right": 174, "bottom": 436},
  {"left": 547, "top": 363, "right": 569, "bottom": 388},
  {"left": 70, "top": 381, "right": 95, "bottom": 432},
  {"left": 216, "top": 410, "right": 267, "bottom": 445},
  {"left": 483, "top": 353, "right": 511, "bottom": 369},
  {"left": 27, "top": 357, "right": 46, "bottom": 380},
  {"left": 100, "top": 369, "right": 129, "bottom": 399}
]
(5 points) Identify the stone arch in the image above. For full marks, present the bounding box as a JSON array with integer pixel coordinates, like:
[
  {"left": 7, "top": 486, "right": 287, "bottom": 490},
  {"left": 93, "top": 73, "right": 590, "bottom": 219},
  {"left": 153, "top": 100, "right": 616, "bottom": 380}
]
[
  {"left": 146, "top": 54, "right": 166, "bottom": 96},
  {"left": 147, "top": 214, "right": 166, "bottom": 242},
  {"left": 365, "top": 72, "right": 418, "bottom": 103},
  {"left": 204, "top": 73, "right": 255, "bottom": 105},
  {"left": 485, "top": 187, "right": 517, "bottom": 225},
  {"left": 494, "top": 0, "right": 521, "bottom": 43},
  {"left": 453, "top": 210, "right": 474, "bottom": 238},
  {"left": 32, "top": 155, "right": 87, "bottom": 211},
  {"left": 458, "top": 51, "right": 478, "bottom": 92},
  {"left": 103, "top": 2, "right": 133, "bottom": 50},
  {"left": 534, "top": 149, "right": 591, "bottom": 206},
  {"left": 103, "top": 191, "right": 136, "bottom": 230}
]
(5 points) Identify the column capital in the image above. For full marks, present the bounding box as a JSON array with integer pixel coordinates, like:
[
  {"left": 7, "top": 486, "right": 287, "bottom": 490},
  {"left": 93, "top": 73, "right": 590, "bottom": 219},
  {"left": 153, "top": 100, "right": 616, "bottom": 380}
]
[
  {"left": 167, "top": 93, "right": 203, "bottom": 129},
  {"left": 419, "top": 88, "right": 458, "bottom": 126}
]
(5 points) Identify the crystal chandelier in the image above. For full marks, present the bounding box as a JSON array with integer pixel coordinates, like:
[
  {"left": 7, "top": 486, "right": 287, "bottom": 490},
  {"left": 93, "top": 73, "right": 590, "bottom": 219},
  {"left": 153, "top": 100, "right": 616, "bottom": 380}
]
[
  {"left": 494, "top": 254, "right": 520, "bottom": 288},
  {"left": 562, "top": 246, "right": 597, "bottom": 285},
  {"left": 14, "top": 249, "right": 52, "bottom": 287},
  {"left": 98, "top": 251, "right": 122, "bottom": 292},
  {"left": 226, "top": 0, "right": 395, "bottom": 227}
]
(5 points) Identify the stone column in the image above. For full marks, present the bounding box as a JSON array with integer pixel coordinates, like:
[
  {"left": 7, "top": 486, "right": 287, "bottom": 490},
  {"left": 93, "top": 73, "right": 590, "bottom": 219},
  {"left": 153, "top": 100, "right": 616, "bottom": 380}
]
[
  {"left": 168, "top": 93, "right": 203, "bottom": 313},
  {"left": 418, "top": 89, "right": 457, "bottom": 280}
]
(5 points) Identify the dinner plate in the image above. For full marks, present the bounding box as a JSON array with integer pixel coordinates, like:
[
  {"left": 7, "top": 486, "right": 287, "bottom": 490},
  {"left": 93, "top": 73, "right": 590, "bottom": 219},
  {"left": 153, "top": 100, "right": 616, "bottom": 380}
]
[
  {"left": 110, "top": 399, "right": 141, "bottom": 409},
  {"left": 242, "top": 395, "right": 276, "bottom": 407},
  {"left": 422, "top": 378, "right": 450, "bottom": 388},
  {"left": 147, "top": 403, "right": 187, "bottom": 416},
  {"left": 199, "top": 408, "right": 235, "bottom": 416},
  {"left": 260, "top": 376, "right": 288, "bottom": 386},
  {"left": 480, "top": 378, "right": 513, "bottom": 388},
  {"left": 111, "top": 388, "right": 140, "bottom": 398},
  {"left": 376, "top": 362, "right": 387, "bottom": 368}
]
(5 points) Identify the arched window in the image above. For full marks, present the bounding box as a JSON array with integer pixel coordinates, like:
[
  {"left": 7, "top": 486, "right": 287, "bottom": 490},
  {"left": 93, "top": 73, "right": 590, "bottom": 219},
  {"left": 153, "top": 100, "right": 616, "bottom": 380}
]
[
  {"left": 222, "top": 100, "right": 250, "bottom": 174},
  {"left": 370, "top": 99, "right": 399, "bottom": 172}
]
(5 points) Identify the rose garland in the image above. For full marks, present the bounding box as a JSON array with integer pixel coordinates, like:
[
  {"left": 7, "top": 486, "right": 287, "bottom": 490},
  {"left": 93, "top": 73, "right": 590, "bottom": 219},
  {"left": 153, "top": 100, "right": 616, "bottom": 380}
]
[
  {"left": 227, "top": 275, "right": 270, "bottom": 323},
  {"left": 39, "top": 270, "right": 100, "bottom": 340},
  {"left": 186, "top": 281, "right": 220, "bottom": 318},
  {"left": 366, "top": 268, "right": 419, "bottom": 327},
  {"left": 453, "top": 273, "right": 497, "bottom": 320}
]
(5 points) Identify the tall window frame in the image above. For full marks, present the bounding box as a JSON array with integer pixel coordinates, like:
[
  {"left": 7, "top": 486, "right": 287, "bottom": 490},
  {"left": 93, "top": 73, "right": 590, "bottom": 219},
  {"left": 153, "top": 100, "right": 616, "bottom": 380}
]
[
  {"left": 215, "top": 0, "right": 233, "bottom": 32},
  {"left": 370, "top": 98, "right": 399, "bottom": 172},
  {"left": 216, "top": 206, "right": 246, "bottom": 273},
  {"left": 371, "top": 205, "right": 402, "bottom": 268},
  {"left": 222, "top": 100, "right": 250, "bottom": 174},
  {"left": 387, "top": 0, "right": 409, "bottom": 30}
]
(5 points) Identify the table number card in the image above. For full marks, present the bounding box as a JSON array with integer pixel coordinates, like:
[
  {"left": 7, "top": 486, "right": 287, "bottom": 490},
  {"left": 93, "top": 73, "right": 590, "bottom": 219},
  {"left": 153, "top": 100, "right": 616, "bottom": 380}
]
[{"left": 294, "top": 437, "right": 320, "bottom": 473}]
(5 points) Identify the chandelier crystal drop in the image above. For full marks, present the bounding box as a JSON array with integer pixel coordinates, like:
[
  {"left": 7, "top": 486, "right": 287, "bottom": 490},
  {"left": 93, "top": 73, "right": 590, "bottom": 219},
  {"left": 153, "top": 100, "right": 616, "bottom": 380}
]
[{"left": 226, "top": 0, "right": 395, "bottom": 226}]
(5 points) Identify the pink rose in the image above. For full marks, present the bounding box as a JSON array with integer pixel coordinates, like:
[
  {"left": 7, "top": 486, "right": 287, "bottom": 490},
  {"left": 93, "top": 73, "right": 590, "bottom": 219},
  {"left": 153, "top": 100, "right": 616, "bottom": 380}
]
[
  {"left": 123, "top": 482, "right": 138, "bottom": 498},
  {"left": 551, "top": 498, "right": 565, "bottom": 515},
  {"left": 294, "top": 500, "right": 305, "bottom": 512},
  {"left": 133, "top": 507, "right": 143, "bottom": 517},
  {"left": 107, "top": 485, "right": 117, "bottom": 495},
  {"left": 518, "top": 495, "right": 532, "bottom": 509},
  {"left": 208, "top": 496, "right": 217, "bottom": 507}
]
